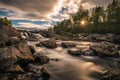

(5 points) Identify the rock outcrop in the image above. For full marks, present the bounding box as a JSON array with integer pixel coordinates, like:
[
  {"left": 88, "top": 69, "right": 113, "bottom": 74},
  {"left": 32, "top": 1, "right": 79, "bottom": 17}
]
[{"left": 0, "top": 23, "right": 35, "bottom": 79}]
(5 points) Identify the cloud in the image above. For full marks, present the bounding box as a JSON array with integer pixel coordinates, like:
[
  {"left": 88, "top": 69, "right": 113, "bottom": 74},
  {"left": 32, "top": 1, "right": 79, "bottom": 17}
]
[
  {"left": 0, "top": 0, "right": 59, "bottom": 20},
  {"left": 0, "top": 0, "right": 113, "bottom": 29},
  {"left": 15, "top": 22, "right": 52, "bottom": 29},
  {"left": 0, "top": 0, "right": 112, "bottom": 20}
]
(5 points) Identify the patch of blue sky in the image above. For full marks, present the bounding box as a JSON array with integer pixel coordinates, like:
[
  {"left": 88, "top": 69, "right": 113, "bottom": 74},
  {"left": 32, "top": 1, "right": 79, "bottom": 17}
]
[{"left": 0, "top": 8, "right": 17, "bottom": 17}]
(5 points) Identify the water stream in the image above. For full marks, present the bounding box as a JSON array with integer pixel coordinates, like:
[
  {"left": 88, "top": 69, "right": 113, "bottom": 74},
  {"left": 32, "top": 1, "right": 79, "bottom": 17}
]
[{"left": 27, "top": 35, "right": 120, "bottom": 80}]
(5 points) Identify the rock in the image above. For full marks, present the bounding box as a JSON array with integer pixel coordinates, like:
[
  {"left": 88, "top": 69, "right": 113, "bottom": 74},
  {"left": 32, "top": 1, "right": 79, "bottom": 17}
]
[
  {"left": 0, "top": 22, "right": 37, "bottom": 80},
  {"left": 15, "top": 43, "right": 34, "bottom": 60},
  {"left": 9, "top": 65, "right": 24, "bottom": 72},
  {"left": 0, "top": 47, "right": 17, "bottom": 70},
  {"left": 90, "top": 42, "right": 119, "bottom": 57},
  {"left": 113, "top": 35, "right": 120, "bottom": 44},
  {"left": 40, "top": 39, "right": 57, "bottom": 48},
  {"left": 5, "top": 37, "right": 20, "bottom": 46},
  {"left": 41, "top": 66, "right": 50, "bottom": 80},
  {"left": 35, "top": 43, "right": 42, "bottom": 47},
  {"left": 0, "top": 43, "right": 34, "bottom": 71},
  {"left": 0, "top": 25, "right": 20, "bottom": 43},
  {"left": 98, "top": 69, "right": 120, "bottom": 80},
  {"left": 68, "top": 48, "right": 95, "bottom": 56},
  {"left": 61, "top": 42, "right": 76, "bottom": 48},
  {"left": 68, "top": 48, "right": 82, "bottom": 56},
  {"left": 29, "top": 46, "right": 36, "bottom": 54},
  {"left": 83, "top": 49, "right": 95, "bottom": 56},
  {"left": 27, "top": 32, "right": 40, "bottom": 41},
  {"left": 34, "top": 56, "right": 50, "bottom": 64}
]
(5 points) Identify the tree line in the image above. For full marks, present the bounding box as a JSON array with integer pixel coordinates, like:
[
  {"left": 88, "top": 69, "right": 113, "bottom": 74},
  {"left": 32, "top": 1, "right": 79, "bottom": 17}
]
[{"left": 53, "top": 0, "right": 120, "bottom": 34}]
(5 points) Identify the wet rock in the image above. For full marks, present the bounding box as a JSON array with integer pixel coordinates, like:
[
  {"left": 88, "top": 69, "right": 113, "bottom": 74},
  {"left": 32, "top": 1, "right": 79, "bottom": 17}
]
[
  {"left": 68, "top": 48, "right": 82, "bottom": 56},
  {"left": 96, "top": 69, "right": 120, "bottom": 80},
  {"left": 0, "top": 25, "right": 21, "bottom": 48},
  {"left": 35, "top": 56, "right": 50, "bottom": 64},
  {"left": 29, "top": 46, "right": 36, "bottom": 54},
  {"left": 68, "top": 48, "right": 95, "bottom": 56},
  {"left": 113, "top": 35, "right": 120, "bottom": 44},
  {"left": 90, "top": 42, "right": 119, "bottom": 57},
  {"left": 35, "top": 43, "right": 42, "bottom": 47},
  {"left": 0, "top": 47, "right": 18, "bottom": 70},
  {"left": 15, "top": 43, "right": 34, "bottom": 60},
  {"left": 5, "top": 37, "right": 20, "bottom": 46},
  {"left": 27, "top": 32, "right": 40, "bottom": 41},
  {"left": 51, "top": 58, "right": 60, "bottom": 61},
  {"left": 41, "top": 66, "right": 50, "bottom": 80},
  {"left": 9, "top": 65, "right": 24, "bottom": 73},
  {"left": 83, "top": 49, "right": 95, "bottom": 56},
  {"left": 61, "top": 42, "right": 76, "bottom": 48},
  {"left": 0, "top": 43, "right": 34, "bottom": 71},
  {"left": 40, "top": 39, "right": 57, "bottom": 48},
  {"left": 0, "top": 25, "right": 21, "bottom": 43}
]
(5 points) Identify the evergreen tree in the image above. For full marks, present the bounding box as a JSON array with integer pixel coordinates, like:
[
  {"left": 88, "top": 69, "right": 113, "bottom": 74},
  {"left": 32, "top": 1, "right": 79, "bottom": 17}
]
[
  {"left": 72, "top": 6, "right": 89, "bottom": 23},
  {"left": 107, "top": 0, "right": 120, "bottom": 22},
  {"left": 90, "top": 7, "right": 105, "bottom": 24}
]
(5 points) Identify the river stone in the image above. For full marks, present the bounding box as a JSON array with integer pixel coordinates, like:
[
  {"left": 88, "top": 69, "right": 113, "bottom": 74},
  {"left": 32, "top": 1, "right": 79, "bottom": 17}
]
[
  {"left": 29, "top": 46, "right": 36, "bottom": 54},
  {"left": 90, "top": 42, "right": 119, "bottom": 57},
  {"left": 113, "top": 35, "right": 120, "bottom": 44},
  {"left": 41, "top": 66, "right": 50, "bottom": 80},
  {"left": 61, "top": 42, "right": 77, "bottom": 48},
  {"left": 5, "top": 37, "right": 20, "bottom": 46},
  {"left": 35, "top": 43, "right": 42, "bottom": 47},
  {"left": 68, "top": 48, "right": 95, "bottom": 56},
  {"left": 40, "top": 39, "right": 57, "bottom": 48},
  {"left": 15, "top": 43, "right": 34, "bottom": 60},
  {"left": 34, "top": 56, "right": 50, "bottom": 64}
]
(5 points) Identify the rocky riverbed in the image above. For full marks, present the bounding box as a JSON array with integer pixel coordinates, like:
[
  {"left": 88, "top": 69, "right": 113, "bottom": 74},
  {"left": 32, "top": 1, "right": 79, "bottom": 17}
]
[
  {"left": 0, "top": 25, "right": 120, "bottom": 80},
  {"left": 27, "top": 39, "right": 120, "bottom": 80}
]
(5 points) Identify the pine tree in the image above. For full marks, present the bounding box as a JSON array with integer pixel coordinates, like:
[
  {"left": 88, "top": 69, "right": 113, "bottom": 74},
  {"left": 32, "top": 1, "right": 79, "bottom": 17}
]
[
  {"left": 90, "top": 7, "right": 105, "bottom": 24},
  {"left": 107, "top": 0, "right": 120, "bottom": 22}
]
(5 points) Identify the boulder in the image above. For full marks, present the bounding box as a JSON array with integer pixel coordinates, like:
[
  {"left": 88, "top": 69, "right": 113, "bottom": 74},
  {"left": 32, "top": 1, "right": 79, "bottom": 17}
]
[
  {"left": 41, "top": 66, "right": 50, "bottom": 80},
  {"left": 29, "top": 46, "right": 36, "bottom": 54},
  {"left": 0, "top": 43, "right": 34, "bottom": 71},
  {"left": 90, "top": 42, "right": 119, "bottom": 57},
  {"left": 68, "top": 48, "right": 95, "bottom": 56},
  {"left": 0, "top": 25, "right": 20, "bottom": 43},
  {"left": 5, "top": 37, "right": 20, "bottom": 46},
  {"left": 68, "top": 48, "right": 82, "bottom": 56},
  {"left": 61, "top": 42, "right": 76, "bottom": 48},
  {"left": 34, "top": 56, "right": 50, "bottom": 64},
  {"left": 40, "top": 39, "right": 57, "bottom": 48},
  {"left": 35, "top": 43, "right": 42, "bottom": 47},
  {"left": 14, "top": 43, "right": 34, "bottom": 60},
  {"left": 113, "top": 35, "right": 120, "bottom": 44}
]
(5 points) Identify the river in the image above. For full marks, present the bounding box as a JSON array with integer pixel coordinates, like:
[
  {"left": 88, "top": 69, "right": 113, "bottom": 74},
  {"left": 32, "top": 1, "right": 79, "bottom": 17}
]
[{"left": 27, "top": 36, "right": 120, "bottom": 80}]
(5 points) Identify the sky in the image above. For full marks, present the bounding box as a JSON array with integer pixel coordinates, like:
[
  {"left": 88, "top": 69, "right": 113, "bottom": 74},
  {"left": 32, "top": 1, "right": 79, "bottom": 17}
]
[{"left": 0, "top": 0, "right": 113, "bottom": 30}]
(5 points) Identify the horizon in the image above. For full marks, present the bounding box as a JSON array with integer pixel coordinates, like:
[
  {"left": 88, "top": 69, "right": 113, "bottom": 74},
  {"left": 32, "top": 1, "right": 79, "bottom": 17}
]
[{"left": 0, "top": 0, "right": 113, "bottom": 30}]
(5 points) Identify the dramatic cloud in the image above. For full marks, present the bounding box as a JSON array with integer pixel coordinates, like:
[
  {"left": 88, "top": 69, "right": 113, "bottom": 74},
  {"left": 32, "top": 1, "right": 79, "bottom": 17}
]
[
  {"left": 0, "top": 0, "right": 113, "bottom": 29},
  {"left": 0, "top": 0, "right": 59, "bottom": 20}
]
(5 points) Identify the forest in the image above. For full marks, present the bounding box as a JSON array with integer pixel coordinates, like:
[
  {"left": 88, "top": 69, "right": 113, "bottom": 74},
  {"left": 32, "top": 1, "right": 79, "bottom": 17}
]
[{"left": 53, "top": 0, "right": 120, "bottom": 34}]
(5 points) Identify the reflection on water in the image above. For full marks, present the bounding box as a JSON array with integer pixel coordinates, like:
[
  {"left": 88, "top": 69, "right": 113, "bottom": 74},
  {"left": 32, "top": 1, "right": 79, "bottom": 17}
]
[{"left": 44, "top": 47, "right": 104, "bottom": 80}]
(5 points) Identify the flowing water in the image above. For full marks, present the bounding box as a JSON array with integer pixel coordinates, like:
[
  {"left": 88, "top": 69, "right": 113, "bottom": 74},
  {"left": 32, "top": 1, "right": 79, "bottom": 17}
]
[{"left": 27, "top": 35, "right": 120, "bottom": 80}]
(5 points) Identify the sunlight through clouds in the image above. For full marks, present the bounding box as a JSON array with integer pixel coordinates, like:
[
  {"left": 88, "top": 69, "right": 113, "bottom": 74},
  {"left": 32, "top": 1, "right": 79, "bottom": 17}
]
[{"left": 0, "top": 0, "right": 113, "bottom": 29}]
